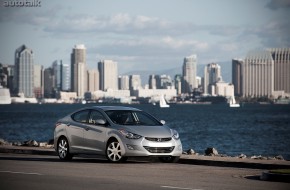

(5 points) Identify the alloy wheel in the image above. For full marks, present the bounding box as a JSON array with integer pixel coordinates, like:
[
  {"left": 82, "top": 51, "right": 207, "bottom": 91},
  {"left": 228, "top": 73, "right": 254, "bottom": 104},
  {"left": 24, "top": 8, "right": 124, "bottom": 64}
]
[{"left": 106, "top": 141, "right": 123, "bottom": 162}]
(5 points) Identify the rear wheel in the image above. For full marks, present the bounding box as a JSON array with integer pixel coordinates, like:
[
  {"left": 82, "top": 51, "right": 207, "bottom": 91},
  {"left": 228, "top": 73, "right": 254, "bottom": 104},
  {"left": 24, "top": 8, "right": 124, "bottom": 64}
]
[
  {"left": 106, "top": 140, "right": 127, "bottom": 162},
  {"left": 57, "top": 137, "right": 73, "bottom": 160},
  {"left": 159, "top": 156, "right": 180, "bottom": 163}
]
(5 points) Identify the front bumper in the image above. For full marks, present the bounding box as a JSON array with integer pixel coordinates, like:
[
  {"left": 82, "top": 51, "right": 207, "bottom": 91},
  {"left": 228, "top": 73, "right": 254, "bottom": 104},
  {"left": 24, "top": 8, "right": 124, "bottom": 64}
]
[{"left": 120, "top": 136, "right": 183, "bottom": 157}]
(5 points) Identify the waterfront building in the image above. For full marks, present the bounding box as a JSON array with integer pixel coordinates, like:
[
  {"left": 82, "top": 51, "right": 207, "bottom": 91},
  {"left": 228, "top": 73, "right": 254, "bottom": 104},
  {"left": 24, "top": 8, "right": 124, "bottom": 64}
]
[
  {"left": 160, "top": 75, "right": 173, "bottom": 89},
  {"left": 98, "top": 60, "right": 118, "bottom": 91},
  {"left": 129, "top": 75, "right": 142, "bottom": 90},
  {"left": 268, "top": 48, "right": 290, "bottom": 94},
  {"left": 242, "top": 50, "right": 274, "bottom": 98},
  {"left": 182, "top": 54, "right": 197, "bottom": 93},
  {"left": 132, "top": 86, "right": 176, "bottom": 101},
  {"left": 232, "top": 59, "right": 243, "bottom": 96},
  {"left": 34, "top": 64, "right": 43, "bottom": 98},
  {"left": 174, "top": 74, "right": 182, "bottom": 95},
  {"left": 52, "top": 60, "right": 62, "bottom": 91},
  {"left": 149, "top": 75, "right": 157, "bottom": 89},
  {"left": 61, "top": 63, "right": 70, "bottom": 91},
  {"left": 119, "top": 75, "right": 129, "bottom": 90},
  {"left": 87, "top": 69, "right": 99, "bottom": 92},
  {"left": 14, "top": 45, "right": 34, "bottom": 98},
  {"left": 203, "top": 63, "right": 221, "bottom": 95},
  {"left": 71, "top": 44, "right": 87, "bottom": 98},
  {"left": 214, "top": 79, "right": 234, "bottom": 97},
  {"left": 43, "top": 67, "right": 55, "bottom": 98}
]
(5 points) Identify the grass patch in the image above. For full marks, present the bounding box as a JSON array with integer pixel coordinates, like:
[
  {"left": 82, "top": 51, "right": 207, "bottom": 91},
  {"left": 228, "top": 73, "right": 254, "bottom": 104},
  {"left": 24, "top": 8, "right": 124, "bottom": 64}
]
[{"left": 270, "top": 169, "right": 290, "bottom": 174}]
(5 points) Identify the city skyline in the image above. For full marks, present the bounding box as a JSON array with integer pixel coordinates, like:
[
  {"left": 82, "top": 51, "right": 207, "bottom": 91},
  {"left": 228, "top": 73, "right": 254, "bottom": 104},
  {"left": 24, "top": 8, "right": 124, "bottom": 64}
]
[{"left": 1, "top": 0, "right": 289, "bottom": 75}]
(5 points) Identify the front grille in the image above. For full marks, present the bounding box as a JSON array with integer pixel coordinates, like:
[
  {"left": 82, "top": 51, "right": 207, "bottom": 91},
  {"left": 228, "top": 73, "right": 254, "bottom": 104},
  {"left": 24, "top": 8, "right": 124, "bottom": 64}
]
[
  {"left": 145, "top": 137, "right": 172, "bottom": 142},
  {"left": 143, "top": 146, "right": 175, "bottom": 153}
]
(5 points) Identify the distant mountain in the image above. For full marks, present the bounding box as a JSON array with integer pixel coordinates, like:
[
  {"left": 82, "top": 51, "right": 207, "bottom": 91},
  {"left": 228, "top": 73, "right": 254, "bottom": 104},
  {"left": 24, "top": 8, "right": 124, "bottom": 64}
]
[{"left": 121, "top": 61, "right": 232, "bottom": 85}]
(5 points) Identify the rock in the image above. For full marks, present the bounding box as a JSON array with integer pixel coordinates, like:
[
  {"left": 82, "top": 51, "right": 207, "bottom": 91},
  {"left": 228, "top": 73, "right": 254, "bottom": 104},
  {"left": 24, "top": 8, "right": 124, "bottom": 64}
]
[
  {"left": 39, "top": 142, "right": 48, "bottom": 147},
  {"left": 0, "top": 138, "right": 7, "bottom": 145},
  {"left": 187, "top": 149, "right": 195, "bottom": 155},
  {"left": 205, "top": 147, "right": 218, "bottom": 156},
  {"left": 275, "top": 155, "right": 284, "bottom": 160},
  {"left": 12, "top": 141, "right": 22, "bottom": 146},
  {"left": 238, "top": 154, "right": 247, "bottom": 159},
  {"left": 23, "top": 140, "right": 39, "bottom": 147}
]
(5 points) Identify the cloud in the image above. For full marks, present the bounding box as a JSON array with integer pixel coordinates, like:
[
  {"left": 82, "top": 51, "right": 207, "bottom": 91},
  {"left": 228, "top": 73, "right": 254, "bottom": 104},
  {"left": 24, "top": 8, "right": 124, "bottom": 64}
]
[{"left": 266, "top": 0, "right": 290, "bottom": 10}]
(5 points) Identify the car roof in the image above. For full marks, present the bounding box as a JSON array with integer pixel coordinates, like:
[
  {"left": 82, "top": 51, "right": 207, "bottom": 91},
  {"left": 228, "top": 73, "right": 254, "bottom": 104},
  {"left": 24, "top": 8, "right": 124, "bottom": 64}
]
[{"left": 90, "top": 106, "right": 141, "bottom": 112}]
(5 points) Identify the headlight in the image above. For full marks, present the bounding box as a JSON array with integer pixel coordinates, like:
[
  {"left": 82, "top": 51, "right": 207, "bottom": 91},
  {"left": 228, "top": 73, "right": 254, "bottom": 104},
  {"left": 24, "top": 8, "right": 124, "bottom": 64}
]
[
  {"left": 119, "top": 129, "right": 142, "bottom": 139},
  {"left": 172, "top": 129, "right": 180, "bottom": 140}
]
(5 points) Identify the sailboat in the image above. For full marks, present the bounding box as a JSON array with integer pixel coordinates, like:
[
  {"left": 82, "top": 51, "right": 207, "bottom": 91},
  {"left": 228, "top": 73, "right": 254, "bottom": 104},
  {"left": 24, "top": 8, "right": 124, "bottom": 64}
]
[
  {"left": 159, "top": 94, "right": 170, "bottom": 108},
  {"left": 229, "top": 94, "right": 240, "bottom": 108}
]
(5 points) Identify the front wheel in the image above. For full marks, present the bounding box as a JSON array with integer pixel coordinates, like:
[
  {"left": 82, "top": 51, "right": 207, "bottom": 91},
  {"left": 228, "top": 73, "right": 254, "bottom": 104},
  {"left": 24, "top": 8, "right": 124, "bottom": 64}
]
[
  {"left": 106, "top": 140, "right": 127, "bottom": 162},
  {"left": 159, "top": 156, "right": 180, "bottom": 163},
  {"left": 57, "top": 137, "right": 73, "bottom": 160}
]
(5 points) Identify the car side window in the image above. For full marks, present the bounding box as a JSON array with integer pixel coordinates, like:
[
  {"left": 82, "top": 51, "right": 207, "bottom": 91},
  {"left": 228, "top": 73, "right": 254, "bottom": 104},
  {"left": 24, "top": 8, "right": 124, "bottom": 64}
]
[
  {"left": 89, "top": 110, "right": 106, "bottom": 124},
  {"left": 72, "top": 110, "right": 90, "bottom": 123}
]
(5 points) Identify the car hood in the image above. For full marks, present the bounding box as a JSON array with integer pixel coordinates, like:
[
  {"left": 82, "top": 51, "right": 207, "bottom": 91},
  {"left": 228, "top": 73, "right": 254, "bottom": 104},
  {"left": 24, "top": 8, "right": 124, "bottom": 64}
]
[{"left": 121, "top": 125, "right": 172, "bottom": 138}]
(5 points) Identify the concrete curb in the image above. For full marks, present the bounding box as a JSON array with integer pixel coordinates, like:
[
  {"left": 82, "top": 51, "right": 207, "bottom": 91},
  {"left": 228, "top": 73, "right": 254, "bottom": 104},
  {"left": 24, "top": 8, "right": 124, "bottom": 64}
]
[{"left": 1, "top": 145, "right": 290, "bottom": 170}]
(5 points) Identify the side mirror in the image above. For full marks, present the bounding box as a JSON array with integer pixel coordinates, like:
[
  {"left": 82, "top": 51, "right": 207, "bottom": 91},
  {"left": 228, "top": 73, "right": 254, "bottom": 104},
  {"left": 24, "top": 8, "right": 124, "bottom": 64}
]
[
  {"left": 95, "top": 119, "right": 107, "bottom": 125},
  {"left": 160, "top": 120, "right": 166, "bottom": 125}
]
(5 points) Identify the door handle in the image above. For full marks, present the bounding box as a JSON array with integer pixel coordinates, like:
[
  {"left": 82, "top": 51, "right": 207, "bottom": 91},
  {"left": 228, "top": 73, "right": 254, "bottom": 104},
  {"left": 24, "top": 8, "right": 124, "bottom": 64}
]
[
  {"left": 85, "top": 127, "right": 90, "bottom": 131},
  {"left": 66, "top": 123, "right": 70, "bottom": 126}
]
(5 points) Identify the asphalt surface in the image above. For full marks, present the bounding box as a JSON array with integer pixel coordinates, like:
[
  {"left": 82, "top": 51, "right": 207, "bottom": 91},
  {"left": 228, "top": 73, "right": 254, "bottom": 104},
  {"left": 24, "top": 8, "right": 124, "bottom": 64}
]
[
  {"left": 0, "top": 153, "right": 290, "bottom": 190},
  {"left": 0, "top": 145, "right": 289, "bottom": 170}
]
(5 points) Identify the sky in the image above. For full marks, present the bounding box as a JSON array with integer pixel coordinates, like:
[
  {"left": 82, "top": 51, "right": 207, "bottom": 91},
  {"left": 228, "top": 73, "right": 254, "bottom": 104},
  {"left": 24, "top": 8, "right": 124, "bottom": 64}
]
[{"left": 0, "top": 0, "right": 289, "bottom": 74}]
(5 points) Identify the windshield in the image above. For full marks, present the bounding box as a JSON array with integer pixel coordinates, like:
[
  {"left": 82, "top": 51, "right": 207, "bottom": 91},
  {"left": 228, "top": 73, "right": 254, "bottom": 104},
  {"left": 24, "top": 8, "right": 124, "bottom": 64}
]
[{"left": 105, "top": 110, "right": 162, "bottom": 126}]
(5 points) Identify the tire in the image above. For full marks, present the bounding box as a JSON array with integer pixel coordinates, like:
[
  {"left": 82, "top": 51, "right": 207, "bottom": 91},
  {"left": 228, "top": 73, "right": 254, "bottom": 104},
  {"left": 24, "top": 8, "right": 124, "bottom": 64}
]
[
  {"left": 57, "top": 137, "right": 73, "bottom": 160},
  {"left": 106, "top": 140, "right": 127, "bottom": 162},
  {"left": 159, "top": 156, "right": 180, "bottom": 163}
]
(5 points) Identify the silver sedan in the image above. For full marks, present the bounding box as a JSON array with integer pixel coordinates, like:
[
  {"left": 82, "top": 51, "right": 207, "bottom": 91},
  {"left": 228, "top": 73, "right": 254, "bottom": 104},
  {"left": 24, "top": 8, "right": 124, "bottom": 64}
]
[{"left": 54, "top": 106, "right": 182, "bottom": 163}]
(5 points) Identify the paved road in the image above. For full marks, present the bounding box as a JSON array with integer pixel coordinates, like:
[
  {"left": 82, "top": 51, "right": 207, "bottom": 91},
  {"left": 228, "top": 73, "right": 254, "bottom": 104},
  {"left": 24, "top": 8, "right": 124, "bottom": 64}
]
[{"left": 0, "top": 153, "right": 289, "bottom": 190}]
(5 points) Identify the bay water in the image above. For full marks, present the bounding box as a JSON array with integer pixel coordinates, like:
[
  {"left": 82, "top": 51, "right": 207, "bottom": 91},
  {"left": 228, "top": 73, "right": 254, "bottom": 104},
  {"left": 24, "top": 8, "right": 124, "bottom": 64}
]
[{"left": 0, "top": 103, "right": 289, "bottom": 159}]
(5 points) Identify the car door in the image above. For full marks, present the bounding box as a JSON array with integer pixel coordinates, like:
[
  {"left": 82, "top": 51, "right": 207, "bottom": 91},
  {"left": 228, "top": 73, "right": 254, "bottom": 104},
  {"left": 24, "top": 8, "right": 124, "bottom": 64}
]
[
  {"left": 82, "top": 110, "right": 108, "bottom": 154},
  {"left": 67, "top": 109, "right": 90, "bottom": 152}
]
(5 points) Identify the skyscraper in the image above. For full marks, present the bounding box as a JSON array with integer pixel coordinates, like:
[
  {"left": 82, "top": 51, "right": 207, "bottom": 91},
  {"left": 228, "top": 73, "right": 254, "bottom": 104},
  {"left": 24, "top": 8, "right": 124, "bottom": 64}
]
[
  {"left": 71, "top": 44, "right": 87, "bottom": 98},
  {"left": 232, "top": 59, "right": 243, "bottom": 96},
  {"left": 87, "top": 69, "right": 99, "bottom": 92},
  {"left": 242, "top": 50, "right": 274, "bottom": 97},
  {"left": 268, "top": 48, "right": 290, "bottom": 94},
  {"left": 61, "top": 63, "right": 70, "bottom": 91},
  {"left": 34, "top": 64, "right": 43, "bottom": 98},
  {"left": 14, "top": 45, "right": 34, "bottom": 97},
  {"left": 119, "top": 75, "right": 129, "bottom": 90},
  {"left": 129, "top": 75, "right": 141, "bottom": 90},
  {"left": 182, "top": 54, "right": 197, "bottom": 93},
  {"left": 203, "top": 63, "right": 221, "bottom": 95},
  {"left": 52, "top": 60, "right": 62, "bottom": 91},
  {"left": 98, "top": 60, "right": 118, "bottom": 91}
]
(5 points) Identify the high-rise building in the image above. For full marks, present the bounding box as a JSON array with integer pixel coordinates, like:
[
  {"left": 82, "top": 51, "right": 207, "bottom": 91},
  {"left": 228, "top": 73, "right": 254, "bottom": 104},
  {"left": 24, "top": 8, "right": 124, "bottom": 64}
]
[
  {"left": 34, "top": 64, "right": 43, "bottom": 98},
  {"left": 98, "top": 60, "right": 118, "bottom": 90},
  {"left": 268, "top": 48, "right": 290, "bottom": 94},
  {"left": 14, "top": 45, "right": 34, "bottom": 97},
  {"left": 87, "top": 69, "right": 99, "bottom": 92},
  {"left": 182, "top": 54, "right": 197, "bottom": 93},
  {"left": 129, "top": 75, "right": 142, "bottom": 90},
  {"left": 232, "top": 59, "right": 243, "bottom": 96},
  {"left": 52, "top": 60, "right": 62, "bottom": 91},
  {"left": 149, "top": 75, "right": 157, "bottom": 89},
  {"left": 242, "top": 50, "right": 274, "bottom": 97},
  {"left": 203, "top": 63, "right": 221, "bottom": 95},
  {"left": 71, "top": 44, "right": 87, "bottom": 98},
  {"left": 174, "top": 75, "right": 182, "bottom": 95},
  {"left": 61, "top": 63, "right": 70, "bottom": 91},
  {"left": 119, "top": 75, "right": 129, "bottom": 90},
  {"left": 44, "top": 67, "right": 55, "bottom": 98}
]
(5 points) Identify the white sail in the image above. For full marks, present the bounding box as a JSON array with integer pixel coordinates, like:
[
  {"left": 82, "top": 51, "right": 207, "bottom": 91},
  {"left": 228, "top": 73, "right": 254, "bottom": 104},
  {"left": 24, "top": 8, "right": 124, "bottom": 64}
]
[
  {"left": 229, "top": 94, "right": 240, "bottom": 107},
  {"left": 159, "top": 94, "right": 170, "bottom": 108}
]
